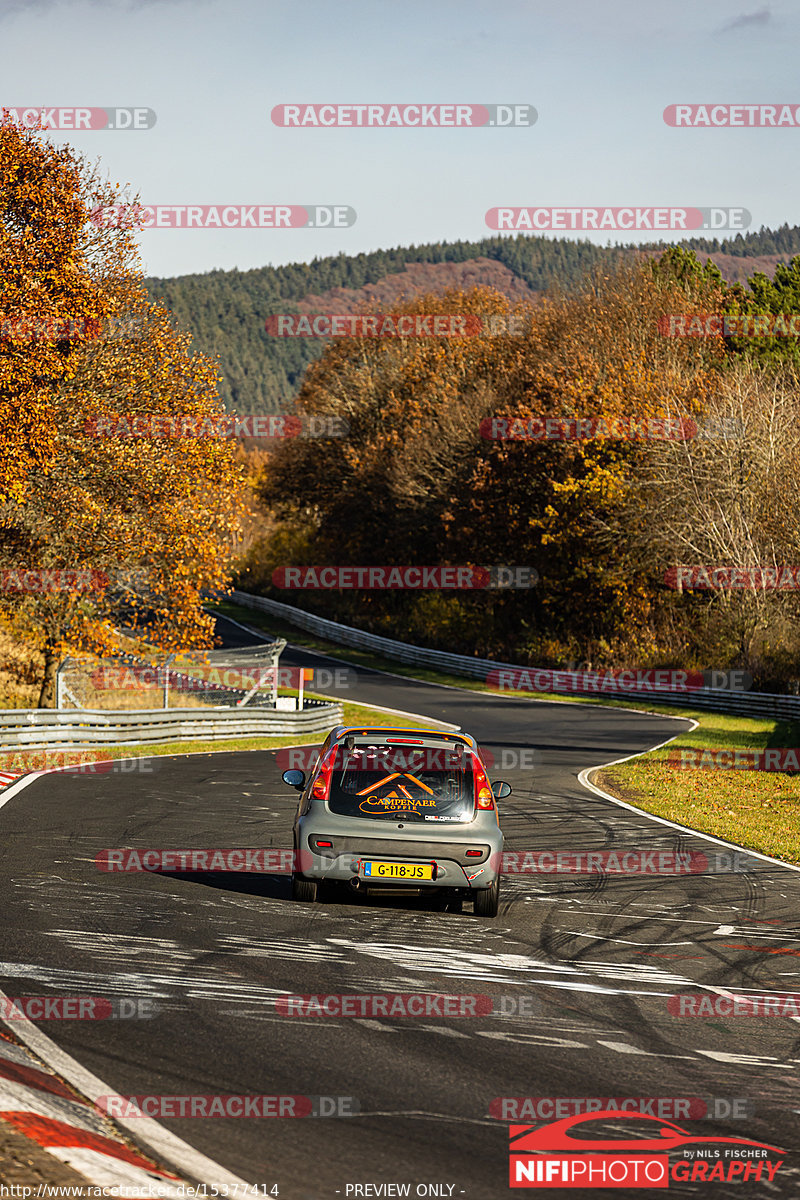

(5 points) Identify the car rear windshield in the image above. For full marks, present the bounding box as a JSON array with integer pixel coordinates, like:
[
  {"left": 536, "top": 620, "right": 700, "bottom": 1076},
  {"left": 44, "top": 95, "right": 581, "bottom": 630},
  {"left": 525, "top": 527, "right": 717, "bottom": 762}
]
[{"left": 326, "top": 743, "right": 476, "bottom": 822}]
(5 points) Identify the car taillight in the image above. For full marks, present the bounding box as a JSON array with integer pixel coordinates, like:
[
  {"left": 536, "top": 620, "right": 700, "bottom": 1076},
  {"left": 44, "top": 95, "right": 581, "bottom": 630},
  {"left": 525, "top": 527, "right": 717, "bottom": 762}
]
[
  {"left": 312, "top": 838, "right": 333, "bottom": 849},
  {"left": 465, "top": 849, "right": 483, "bottom": 857},
  {"left": 473, "top": 758, "right": 495, "bottom": 810},
  {"left": 311, "top": 746, "right": 337, "bottom": 801}
]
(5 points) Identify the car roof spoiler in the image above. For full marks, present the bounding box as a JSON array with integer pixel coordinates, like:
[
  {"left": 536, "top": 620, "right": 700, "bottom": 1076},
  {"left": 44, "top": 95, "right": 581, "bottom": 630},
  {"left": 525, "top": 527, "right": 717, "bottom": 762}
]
[{"left": 328, "top": 725, "right": 476, "bottom": 749}]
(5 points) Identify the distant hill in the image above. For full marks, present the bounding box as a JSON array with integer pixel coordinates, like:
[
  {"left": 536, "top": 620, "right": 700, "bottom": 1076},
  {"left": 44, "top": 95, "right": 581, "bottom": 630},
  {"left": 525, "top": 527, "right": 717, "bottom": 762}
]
[
  {"left": 679, "top": 223, "right": 800, "bottom": 258},
  {"left": 696, "top": 252, "right": 797, "bottom": 283},
  {"left": 144, "top": 226, "right": 800, "bottom": 415},
  {"left": 287, "top": 257, "right": 539, "bottom": 312}
]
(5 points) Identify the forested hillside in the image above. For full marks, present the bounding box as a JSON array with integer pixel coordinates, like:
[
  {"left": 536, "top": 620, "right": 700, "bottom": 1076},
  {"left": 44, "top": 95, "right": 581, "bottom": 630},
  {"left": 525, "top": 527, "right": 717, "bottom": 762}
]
[
  {"left": 145, "top": 226, "right": 800, "bottom": 415},
  {"left": 243, "top": 249, "right": 800, "bottom": 688},
  {"left": 679, "top": 222, "right": 800, "bottom": 257}
]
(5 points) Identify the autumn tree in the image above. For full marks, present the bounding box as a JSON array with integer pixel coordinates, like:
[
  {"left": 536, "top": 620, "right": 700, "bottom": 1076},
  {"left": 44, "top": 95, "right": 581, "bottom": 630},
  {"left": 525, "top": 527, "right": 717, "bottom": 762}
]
[
  {"left": 631, "top": 361, "right": 800, "bottom": 681},
  {"left": 189, "top": 235, "right": 800, "bottom": 680},
  {"left": 0, "top": 121, "right": 246, "bottom": 705},
  {"left": 0, "top": 117, "right": 118, "bottom": 503},
  {"left": 439, "top": 252, "right": 729, "bottom": 661},
  {"left": 247, "top": 259, "right": 734, "bottom": 663},
  {"left": 241, "top": 288, "right": 535, "bottom": 642}
]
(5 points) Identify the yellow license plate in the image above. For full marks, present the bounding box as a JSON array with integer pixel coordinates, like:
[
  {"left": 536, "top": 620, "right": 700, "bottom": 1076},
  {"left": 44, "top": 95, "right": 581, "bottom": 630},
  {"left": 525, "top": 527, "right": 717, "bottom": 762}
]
[{"left": 361, "top": 860, "right": 435, "bottom": 880}]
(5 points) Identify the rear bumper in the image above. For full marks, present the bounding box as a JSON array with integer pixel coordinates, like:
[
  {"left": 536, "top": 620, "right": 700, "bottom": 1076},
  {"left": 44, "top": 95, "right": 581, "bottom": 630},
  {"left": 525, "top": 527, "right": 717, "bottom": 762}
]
[
  {"left": 293, "top": 824, "right": 502, "bottom": 888},
  {"left": 295, "top": 850, "right": 497, "bottom": 889}
]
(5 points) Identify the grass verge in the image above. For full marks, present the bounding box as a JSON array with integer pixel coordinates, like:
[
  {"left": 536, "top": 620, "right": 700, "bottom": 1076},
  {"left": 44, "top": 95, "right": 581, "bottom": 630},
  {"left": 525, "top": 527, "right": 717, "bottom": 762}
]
[{"left": 594, "top": 711, "right": 800, "bottom": 866}]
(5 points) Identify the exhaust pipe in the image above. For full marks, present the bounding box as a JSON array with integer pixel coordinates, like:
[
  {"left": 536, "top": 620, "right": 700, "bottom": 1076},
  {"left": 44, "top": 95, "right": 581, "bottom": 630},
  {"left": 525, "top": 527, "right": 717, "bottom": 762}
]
[{"left": 349, "top": 877, "right": 362, "bottom": 891}]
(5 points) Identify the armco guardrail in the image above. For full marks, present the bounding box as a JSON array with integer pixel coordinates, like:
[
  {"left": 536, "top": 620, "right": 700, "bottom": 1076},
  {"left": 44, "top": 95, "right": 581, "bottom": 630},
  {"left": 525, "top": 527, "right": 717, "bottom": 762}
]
[
  {"left": 0, "top": 703, "right": 344, "bottom": 752},
  {"left": 229, "top": 590, "right": 800, "bottom": 721}
]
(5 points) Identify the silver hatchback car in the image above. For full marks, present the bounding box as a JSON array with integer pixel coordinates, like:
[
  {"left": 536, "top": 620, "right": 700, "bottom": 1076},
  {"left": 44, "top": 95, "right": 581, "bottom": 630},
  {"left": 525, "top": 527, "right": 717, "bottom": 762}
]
[{"left": 282, "top": 725, "right": 509, "bottom": 917}]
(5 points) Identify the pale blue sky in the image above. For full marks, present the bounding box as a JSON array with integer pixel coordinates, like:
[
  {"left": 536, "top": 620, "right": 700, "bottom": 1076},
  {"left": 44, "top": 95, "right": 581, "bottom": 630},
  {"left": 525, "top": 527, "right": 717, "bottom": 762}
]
[{"left": 2, "top": 0, "right": 797, "bottom": 277}]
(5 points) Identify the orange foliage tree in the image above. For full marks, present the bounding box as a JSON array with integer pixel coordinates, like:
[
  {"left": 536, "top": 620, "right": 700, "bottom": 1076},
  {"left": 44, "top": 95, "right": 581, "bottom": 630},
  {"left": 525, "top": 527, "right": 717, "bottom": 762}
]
[
  {"left": 0, "top": 120, "right": 246, "bottom": 705},
  {"left": 247, "top": 258, "right": 731, "bottom": 664},
  {"left": 443, "top": 253, "right": 728, "bottom": 659},
  {"left": 0, "top": 118, "right": 118, "bottom": 503}
]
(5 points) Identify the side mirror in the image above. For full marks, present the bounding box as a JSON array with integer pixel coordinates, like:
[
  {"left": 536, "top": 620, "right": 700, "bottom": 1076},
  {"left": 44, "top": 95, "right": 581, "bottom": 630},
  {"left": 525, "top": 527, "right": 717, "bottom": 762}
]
[
  {"left": 491, "top": 780, "right": 512, "bottom": 800},
  {"left": 282, "top": 769, "right": 305, "bottom": 789}
]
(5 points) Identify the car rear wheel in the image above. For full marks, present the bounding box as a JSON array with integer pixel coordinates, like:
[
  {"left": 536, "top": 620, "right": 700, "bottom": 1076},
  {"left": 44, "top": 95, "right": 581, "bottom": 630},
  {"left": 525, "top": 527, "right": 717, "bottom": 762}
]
[
  {"left": 291, "top": 874, "right": 318, "bottom": 903},
  {"left": 473, "top": 877, "right": 499, "bottom": 918}
]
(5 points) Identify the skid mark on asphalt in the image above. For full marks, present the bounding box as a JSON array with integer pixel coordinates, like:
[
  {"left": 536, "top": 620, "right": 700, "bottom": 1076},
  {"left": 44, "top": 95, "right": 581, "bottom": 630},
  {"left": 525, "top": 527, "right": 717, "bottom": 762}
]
[
  {"left": 217, "top": 936, "right": 349, "bottom": 963},
  {"left": 0, "top": 960, "right": 288, "bottom": 1007},
  {"left": 25, "top": 888, "right": 800, "bottom": 1008},
  {"left": 326, "top": 938, "right": 696, "bottom": 994},
  {"left": 42, "top": 930, "right": 199, "bottom": 965}
]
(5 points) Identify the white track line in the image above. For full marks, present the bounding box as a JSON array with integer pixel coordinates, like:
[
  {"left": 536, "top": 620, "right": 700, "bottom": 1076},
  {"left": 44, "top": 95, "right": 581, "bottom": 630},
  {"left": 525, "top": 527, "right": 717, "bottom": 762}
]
[
  {"left": 0, "top": 769, "right": 253, "bottom": 1187},
  {"left": 0, "top": 1040, "right": 185, "bottom": 1192},
  {"left": 0, "top": 1004, "right": 249, "bottom": 1187},
  {"left": 339, "top": 699, "right": 460, "bottom": 730}
]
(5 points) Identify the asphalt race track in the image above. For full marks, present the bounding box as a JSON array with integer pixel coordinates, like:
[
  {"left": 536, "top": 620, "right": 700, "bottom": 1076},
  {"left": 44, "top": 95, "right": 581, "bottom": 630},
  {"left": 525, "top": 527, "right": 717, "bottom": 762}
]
[{"left": 1, "top": 614, "right": 799, "bottom": 1197}]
